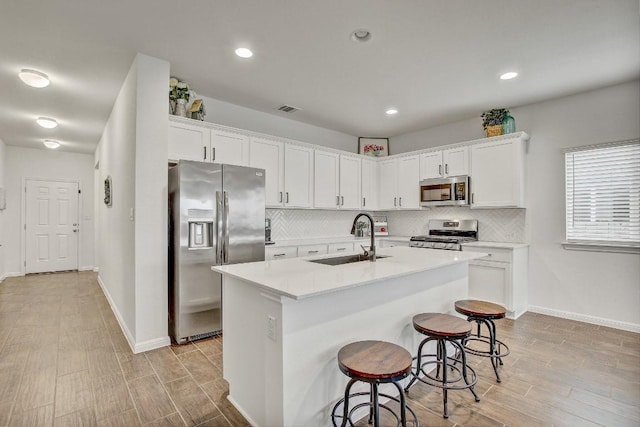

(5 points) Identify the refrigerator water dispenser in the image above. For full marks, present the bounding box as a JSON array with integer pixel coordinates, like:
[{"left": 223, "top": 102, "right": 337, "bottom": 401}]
[{"left": 189, "top": 221, "right": 213, "bottom": 249}]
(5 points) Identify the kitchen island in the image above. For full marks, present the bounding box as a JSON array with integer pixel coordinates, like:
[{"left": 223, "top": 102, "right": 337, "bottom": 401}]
[{"left": 212, "top": 246, "right": 485, "bottom": 427}]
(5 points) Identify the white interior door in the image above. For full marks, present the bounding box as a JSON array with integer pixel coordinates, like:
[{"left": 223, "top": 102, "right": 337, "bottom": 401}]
[{"left": 25, "top": 180, "right": 79, "bottom": 273}]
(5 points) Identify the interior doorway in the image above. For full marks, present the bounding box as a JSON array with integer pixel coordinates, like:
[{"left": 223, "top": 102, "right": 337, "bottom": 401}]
[{"left": 24, "top": 179, "right": 80, "bottom": 273}]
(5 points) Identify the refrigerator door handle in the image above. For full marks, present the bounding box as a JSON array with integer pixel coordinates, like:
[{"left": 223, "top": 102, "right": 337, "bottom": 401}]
[
  {"left": 223, "top": 191, "right": 230, "bottom": 264},
  {"left": 215, "top": 191, "right": 223, "bottom": 265}
]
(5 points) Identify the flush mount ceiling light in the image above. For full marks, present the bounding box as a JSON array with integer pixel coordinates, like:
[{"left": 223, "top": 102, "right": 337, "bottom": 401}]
[
  {"left": 36, "top": 117, "right": 58, "bottom": 129},
  {"left": 500, "top": 72, "right": 518, "bottom": 80},
  {"left": 18, "top": 69, "right": 50, "bottom": 88},
  {"left": 385, "top": 109, "right": 398, "bottom": 115},
  {"left": 351, "top": 29, "right": 372, "bottom": 42},
  {"left": 43, "top": 139, "right": 60, "bottom": 149},
  {"left": 235, "top": 47, "right": 253, "bottom": 58}
]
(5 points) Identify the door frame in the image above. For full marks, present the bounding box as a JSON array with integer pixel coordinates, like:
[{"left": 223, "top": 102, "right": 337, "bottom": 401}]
[{"left": 21, "top": 177, "right": 83, "bottom": 275}]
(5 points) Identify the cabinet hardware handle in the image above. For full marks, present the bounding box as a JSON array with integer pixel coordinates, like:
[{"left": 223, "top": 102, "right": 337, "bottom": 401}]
[
  {"left": 203, "top": 146, "right": 207, "bottom": 160},
  {"left": 471, "top": 193, "right": 474, "bottom": 204},
  {"left": 363, "top": 197, "right": 366, "bottom": 207},
  {"left": 212, "top": 147, "right": 216, "bottom": 161},
  {"left": 336, "top": 196, "right": 340, "bottom": 206},
  {"left": 274, "top": 253, "right": 286, "bottom": 257},
  {"left": 399, "top": 197, "right": 402, "bottom": 207},
  {"left": 286, "top": 192, "right": 289, "bottom": 203},
  {"left": 394, "top": 197, "right": 397, "bottom": 207},
  {"left": 341, "top": 196, "right": 344, "bottom": 206},
  {"left": 279, "top": 192, "right": 283, "bottom": 203},
  {"left": 337, "top": 248, "right": 346, "bottom": 251},
  {"left": 308, "top": 250, "right": 319, "bottom": 254},
  {"left": 439, "top": 164, "right": 442, "bottom": 175},
  {"left": 445, "top": 164, "right": 449, "bottom": 174}
]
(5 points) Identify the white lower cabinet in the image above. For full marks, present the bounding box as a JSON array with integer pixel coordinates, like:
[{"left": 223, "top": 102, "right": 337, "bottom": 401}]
[
  {"left": 379, "top": 239, "right": 410, "bottom": 248},
  {"left": 328, "top": 242, "right": 355, "bottom": 254},
  {"left": 462, "top": 244, "right": 528, "bottom": 319},
  {"left": 297, "top": 244, "right": 328, "bottom": 257},
  {"left": 265, "top": 246, "right": 298, "bottom": 261}
]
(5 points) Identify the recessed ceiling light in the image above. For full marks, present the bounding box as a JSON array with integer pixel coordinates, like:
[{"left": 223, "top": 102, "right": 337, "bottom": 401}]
[
  {"left": 386, "top": 109, "right": 398, "bottom": 115},
  {"left": 500, "top": 72, "right": 518, "bottom": 80},
  {"left": 36, "top": 117, "right": 58, "bottom": 129},
  {"left": 43, "top": 139, "right": 60, "bottom": 149},
  {"left": 235, "top": 48, "right": 253, "bottom": 58},
  {"left": 18, "top": 69, "right": 50, "bottom": 88},
  {"left": 351, "top": 29, "right": 372, "bottom": 42}
]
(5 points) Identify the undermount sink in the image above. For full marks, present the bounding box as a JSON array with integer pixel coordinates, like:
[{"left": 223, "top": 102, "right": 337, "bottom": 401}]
[{"left": 307, "top": 254, "right": 390, "bottom": 266}]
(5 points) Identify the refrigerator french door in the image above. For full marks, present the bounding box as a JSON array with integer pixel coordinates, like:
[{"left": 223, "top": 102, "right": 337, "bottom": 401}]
[{"left": 169, "top": 160, "right": 265, "bottom": 344}]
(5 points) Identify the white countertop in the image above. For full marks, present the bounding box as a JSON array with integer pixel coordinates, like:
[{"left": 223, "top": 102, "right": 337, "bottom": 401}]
[
  {"left": 266, "top": 235, "right": 412, "bottom": 247},
  {"left": 213, "top": 246, "right": 486, "bottom": 300},
  {"left": 463, "top": 241, "right": 529, "bottom": 249}
]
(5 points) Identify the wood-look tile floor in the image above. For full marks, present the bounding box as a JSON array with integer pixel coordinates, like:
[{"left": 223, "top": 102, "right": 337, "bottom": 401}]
[
  {"left": 1, "top": 271, "right": 639, "bottom": 426},
  {"left": 0, "top": 271, "right": 248, "bottom": 427}
]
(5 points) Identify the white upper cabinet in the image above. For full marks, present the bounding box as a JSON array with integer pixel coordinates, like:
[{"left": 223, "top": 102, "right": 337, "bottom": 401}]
[
  {"left": 420, "top": 146, "right": 469, "bottom": 179},
  {"left": 210, "top": 129, "right": 249, "bottom": 166},
  {"left": 361, "top": 159, "right": 378, "bottom": 210},
  {"left": 284, "top": 144, "right": 314, "bottom": 208},
  {"left": 470, "top": 136, "right": 526, "bottom": 208},
  {"left": 378, "top": 155, "right": 420, "bottom": 209},
  {"left": 396, "top": 155, "right": 420, "bottom": 209},
  {"left": 249, "top": 137, "right": 285, "bottom": 207},
  {"left": 313, "top": 151, "right": 361, "bottom": 209},
  {"left": 314, "top": 150, "right": 340, "bottom": 208},
  {"left": 339, "top": 155, "right": 361, "bottom": 209},
  {"left": 168, "top": 118, "right": 210, "bottom": 162}
]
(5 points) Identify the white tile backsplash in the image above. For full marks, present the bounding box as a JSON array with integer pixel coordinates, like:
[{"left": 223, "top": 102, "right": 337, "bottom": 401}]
[{"left": 267, "top": 207, "right": 526, "bottom": 243}]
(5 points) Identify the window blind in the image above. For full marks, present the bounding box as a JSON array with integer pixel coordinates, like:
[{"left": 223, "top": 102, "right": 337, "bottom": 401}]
[{"left": 565, "top": 141, "right": 640, "bottom": 245}]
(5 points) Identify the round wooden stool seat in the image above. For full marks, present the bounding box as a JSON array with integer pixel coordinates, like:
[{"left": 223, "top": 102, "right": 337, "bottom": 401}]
[
  {"left": 412, "top": 313, "right": 472, "bottom": 339},
  {"left": 455, "top": 299, "right": 506, "bottom": 320},
  {"left": 337, "top": 340, "right": 412, "bottom": 382}
]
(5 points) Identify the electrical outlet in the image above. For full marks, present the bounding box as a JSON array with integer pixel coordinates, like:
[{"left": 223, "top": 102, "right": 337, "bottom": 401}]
[{"left": 267, "top": 315, "right": 277, "bottom": 341}]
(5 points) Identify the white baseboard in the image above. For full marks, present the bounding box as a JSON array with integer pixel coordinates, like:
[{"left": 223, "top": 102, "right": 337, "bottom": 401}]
[
  {"left": 78, "top": 266, "right": 95, "bottom": 272},
  {"left": 528, "top": 305, "right": 640, "bottom": 333},
  {"left": 97, "top": 274, "right": 170, "bottom": 354},
  {"left": 0, "top": 272, "right": 24, "bottom": 282},
  {"left": 93, "top": 267, "right": 99, "bottom": 272},
  {"left": 227, "top": 395, "right": 260, "bottom": 427}
]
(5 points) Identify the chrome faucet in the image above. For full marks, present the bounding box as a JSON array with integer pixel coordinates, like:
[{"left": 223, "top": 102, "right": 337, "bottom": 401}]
[{"left": 350, "top": 213, "right": 376, "bottom": 262}]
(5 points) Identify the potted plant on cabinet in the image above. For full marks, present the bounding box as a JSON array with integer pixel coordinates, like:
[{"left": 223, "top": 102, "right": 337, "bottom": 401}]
[{"left": 481, "top": 108, "right": 509, "bottom": 137}]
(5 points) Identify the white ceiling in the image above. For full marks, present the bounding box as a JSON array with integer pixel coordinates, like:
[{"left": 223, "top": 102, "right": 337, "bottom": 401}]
[{"left": 0, "top": 0, "right": 638, "bottom": 154}]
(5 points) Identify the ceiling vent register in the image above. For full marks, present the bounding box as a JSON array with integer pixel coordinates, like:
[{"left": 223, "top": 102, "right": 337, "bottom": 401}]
[{"left": 277, "top": 104, "right": 300, "bottom": 113}]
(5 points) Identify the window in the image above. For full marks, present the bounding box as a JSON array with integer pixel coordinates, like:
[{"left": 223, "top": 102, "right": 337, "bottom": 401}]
[{"left": 564, "top": 140, "right": 640, "bottom": 253}]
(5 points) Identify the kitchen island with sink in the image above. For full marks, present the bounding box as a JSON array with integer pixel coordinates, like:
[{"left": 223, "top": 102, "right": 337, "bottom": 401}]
[{"left": 212, "top": 246, "right": 485, "bottom": 427}]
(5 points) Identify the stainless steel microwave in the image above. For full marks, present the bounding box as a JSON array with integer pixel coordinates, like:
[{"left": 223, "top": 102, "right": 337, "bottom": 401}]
[{"left": 419, "top": 176, "right": 470, "bottom": 207}]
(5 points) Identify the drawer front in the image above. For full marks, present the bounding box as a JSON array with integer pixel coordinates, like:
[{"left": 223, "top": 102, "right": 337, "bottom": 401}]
[
  {"left": 463, "top": 246, "right": 512, "bottom": 263},
  {"left": 328, "top": 242, "right": 355, "bottom": 254},
  {"left": 265, "top": 246, "right": 298, "bottom": 260},
  {"left": 298, "top": 244, "right": 328, "bottom": 257}
]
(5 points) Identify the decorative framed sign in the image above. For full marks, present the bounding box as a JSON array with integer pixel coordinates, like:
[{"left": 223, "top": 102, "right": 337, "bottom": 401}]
[
  {"left": 104, "top": 176, "right": 112, "bottom": 206},
  {"left": 358, "top": 137, "right": 389, "bottom": 157}
]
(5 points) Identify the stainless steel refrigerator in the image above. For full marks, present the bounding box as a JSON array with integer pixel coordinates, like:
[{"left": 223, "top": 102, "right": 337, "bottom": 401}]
[{"left": 168, "top": 160, "right": 265, "bottom": 344}]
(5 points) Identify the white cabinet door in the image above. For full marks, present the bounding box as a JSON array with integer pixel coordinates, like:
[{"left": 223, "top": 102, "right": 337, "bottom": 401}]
[
  {"left": 249, "top": 137, "right": 285, "bottom": 207},
  {"left": 210, "top": 129, "right": 249, "bottom": 166},
  {"left": 378, "top": 159, "right": 397, "bottom": 209},
  {"left": 396, "top": 155, "right": 420, "bottom": 209},
  {"left": 420, "top": 151, "right": 442, "bottom": 179},
  {"left": 168, "top": 119, "right": 209, "bottom": 161},
  {"left": 265, "top": 246, "right": 297, "bottom": 260},
  {"left": 361, "top": 159, "right": 378, "bottom": 210},
  {"left": 284, "top": 144, "right": 314, "bottom": 208},
  {"left": 328, "top": 242, "right": 355, "bottom": 254},
  {"left": 468, "top": 262, "right": 510, "bottom": 309},
  {"left": 339, "top": 155, "right": 361, "bottom": 209},
  {"left": 297, "top": 244, "right": 328, "bottom": 257},
  {"left": 443, "top": 146, "right": 469, "bottom": 177},
  {"left": 314, "top": 150, "right": 340, "bottom": 209},
  {"left": 470, "top": 138, "right": 525, "bottom": 208}
]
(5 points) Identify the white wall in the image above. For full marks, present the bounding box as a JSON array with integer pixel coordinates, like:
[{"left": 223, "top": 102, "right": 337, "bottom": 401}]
[
  {"left": 391, "top": 80, "right": 640, "bottom": 330},
  {"left": 197, "top": 95, "right": 358, "bottom": 152},
  {"left": 0, "top": 138, "right": 5, "bottom": 281},
  {"left": 96, "top": 53, "right": 170, "bottom": 352},
  {"left": 3, "top": 146, "right": 95, "bottom": 275}
]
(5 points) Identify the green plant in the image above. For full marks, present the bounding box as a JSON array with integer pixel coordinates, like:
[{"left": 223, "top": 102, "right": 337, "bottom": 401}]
[
  {"left": 481, "top": 108, "right": 509, "bottom": 130},
  {"left": 169, "top": 77, "right": 190, "bottom": 101}
]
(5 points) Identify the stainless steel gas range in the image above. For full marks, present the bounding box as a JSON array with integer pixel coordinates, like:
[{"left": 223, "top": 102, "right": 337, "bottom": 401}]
[{"left": 409, "top": 219, "right": 478, "bottom": 251}]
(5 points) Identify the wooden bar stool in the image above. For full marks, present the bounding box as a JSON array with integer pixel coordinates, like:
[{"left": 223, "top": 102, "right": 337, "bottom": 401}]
[
  {"left": 404, "top": 313, "right": 479, "bottom": 418},
  {"left": 331, "top": 340, "right": 419, "bottom": 427},
  {"left": 455, "top": 299, "right": 510, "bottom": 382}
]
